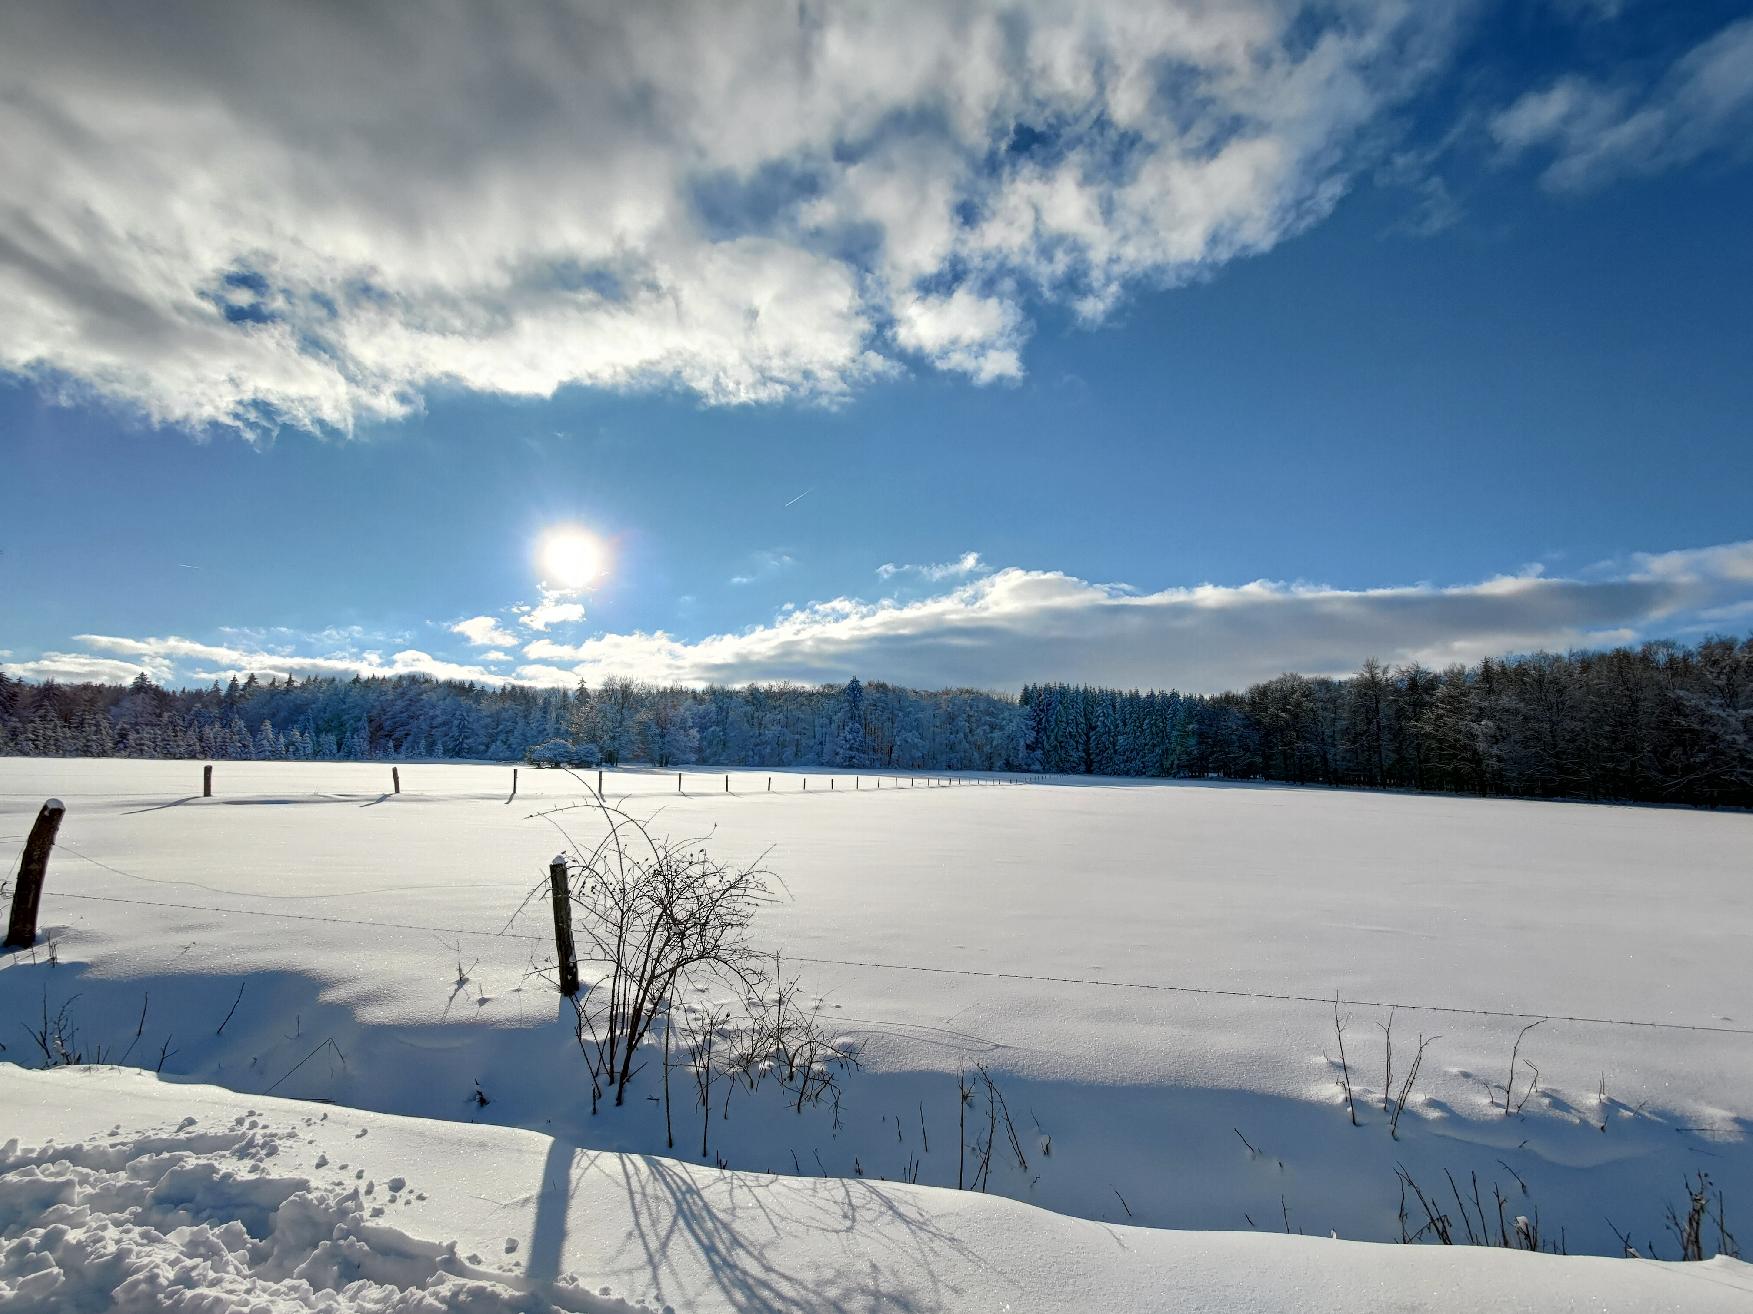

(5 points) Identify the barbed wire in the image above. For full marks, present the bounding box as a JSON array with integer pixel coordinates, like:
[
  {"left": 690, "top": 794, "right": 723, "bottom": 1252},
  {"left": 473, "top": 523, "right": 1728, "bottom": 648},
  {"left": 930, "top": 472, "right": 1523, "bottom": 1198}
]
[{"left": 29, "top": 872, "right": 1753, "bottom": 1038}]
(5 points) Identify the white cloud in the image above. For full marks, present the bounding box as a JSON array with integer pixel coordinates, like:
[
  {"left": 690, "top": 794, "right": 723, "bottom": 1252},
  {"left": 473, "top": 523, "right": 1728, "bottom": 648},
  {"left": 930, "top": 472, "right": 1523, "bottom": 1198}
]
[
  {"left": 893, "top": 290, "right": 1024, "bottom": 384},
  {"left": 517, "top": 600, "right": 587, "bottom": 632},
  {"left": 2, "top": 652, "right": 162, "bottom": 684},
  {"left": 15, "top": 541, "right": 1750, "bottom": 695},
  {"left": 729, "top": 549, "right": 796, "bottom": 586},
  {"left": 1491, "top": 17, "right": 1753, "bottom": 191},
  {"left": 481, "top": 650, "right": 513, "bottom": 663},
  {"left": 876, "top": 551, "right": 987, "bottom": 582},
  {"left": 0, "top": 1, "right": 1461, "bottom": 434},
  {"left": 450, "top": 615, "right": 517, "bottom": 647},
  {"left": 0, "top": 634, "right": 514, "bottom": 687}
]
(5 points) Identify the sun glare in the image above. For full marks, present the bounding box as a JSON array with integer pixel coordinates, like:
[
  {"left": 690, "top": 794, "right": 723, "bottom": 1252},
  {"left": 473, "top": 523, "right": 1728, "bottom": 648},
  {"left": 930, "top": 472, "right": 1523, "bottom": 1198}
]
[{"left": 539, "top": 527, "right": 602, "bottom": 590}]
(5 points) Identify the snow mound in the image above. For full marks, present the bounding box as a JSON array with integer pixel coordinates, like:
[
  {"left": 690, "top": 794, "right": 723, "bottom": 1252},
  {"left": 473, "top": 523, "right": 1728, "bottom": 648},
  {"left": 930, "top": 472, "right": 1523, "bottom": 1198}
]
[
  {"left": 0, "top": 1129, "right": 644, "bottom": 1313},
  {"left": 5, "top": 1066, "right": 1753, "bottom": 1314}
]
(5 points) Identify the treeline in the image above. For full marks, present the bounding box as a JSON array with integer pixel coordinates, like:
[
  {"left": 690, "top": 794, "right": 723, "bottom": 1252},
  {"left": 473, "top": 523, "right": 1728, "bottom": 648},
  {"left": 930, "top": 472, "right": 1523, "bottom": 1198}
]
[
  {"left": 1, "top": 633, "right": 1748, "bottom": 806},
  {"left": 1022, "top": 636, "right": 1752, "bottom": 805},
  {"left": 0, "top": 670, "right": 1025, "bottom": 772}
]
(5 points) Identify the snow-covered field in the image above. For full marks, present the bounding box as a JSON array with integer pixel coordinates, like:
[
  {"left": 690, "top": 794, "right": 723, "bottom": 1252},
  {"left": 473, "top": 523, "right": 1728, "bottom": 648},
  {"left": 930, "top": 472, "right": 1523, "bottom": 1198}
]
[{"left": 4, "top": 758, "right": 1751, "bottom": 1309}]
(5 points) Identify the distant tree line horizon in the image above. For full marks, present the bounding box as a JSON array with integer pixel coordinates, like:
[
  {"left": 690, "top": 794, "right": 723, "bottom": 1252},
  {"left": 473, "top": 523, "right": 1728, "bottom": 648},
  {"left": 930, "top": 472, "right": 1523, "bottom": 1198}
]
[{"left": 1, "top": 632, "right": 1748, "bottom": 807}]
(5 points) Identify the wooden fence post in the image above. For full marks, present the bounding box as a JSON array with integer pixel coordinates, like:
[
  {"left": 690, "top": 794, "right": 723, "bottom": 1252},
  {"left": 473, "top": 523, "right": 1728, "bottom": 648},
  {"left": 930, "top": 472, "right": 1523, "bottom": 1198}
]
[
  {"left": 5, "top": 799, "right": 65, "bottom": 950},
  {"left": 511, "top": 768, "right": 518, "bottom": 799},
  {"left": 677, "top": 771, "right": 683, "bottom": 794},
  {"left": 392, "top": 766, "right": 401, "bottom": 794},
  {"left": 597, "top": 769, "right": 603, "bottom": 798},
  {"left": 203, "top": 764, "right": 213, "bottom": 797},
  {"left": 724, "top": 774, "right": 729, "bottom": 793},
  {"left": 549, "top": 855, "right": 579, "bottom": 997}
]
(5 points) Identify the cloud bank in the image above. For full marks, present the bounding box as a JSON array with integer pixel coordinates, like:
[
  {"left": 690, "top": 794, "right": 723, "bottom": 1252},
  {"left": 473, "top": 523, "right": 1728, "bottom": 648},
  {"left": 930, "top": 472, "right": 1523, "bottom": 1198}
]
[
  {"left": 9, "top": 541, "right": 1751, "bottom": 695},
  {"left": 0, "top": 0, "right": 1461, "bottom": 434}
]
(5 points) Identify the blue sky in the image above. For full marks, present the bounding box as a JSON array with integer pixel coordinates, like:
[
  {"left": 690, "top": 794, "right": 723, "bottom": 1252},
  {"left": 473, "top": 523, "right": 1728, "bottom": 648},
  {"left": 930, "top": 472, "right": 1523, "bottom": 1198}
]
[{"left": 2, "top": 1, "right": 1750, "bottom": 693}]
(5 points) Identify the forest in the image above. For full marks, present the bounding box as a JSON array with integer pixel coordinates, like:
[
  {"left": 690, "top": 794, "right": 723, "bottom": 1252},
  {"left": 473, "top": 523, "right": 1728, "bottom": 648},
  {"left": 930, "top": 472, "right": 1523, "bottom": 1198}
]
[{"left": 1, "top": 633, "right": 1748, "bottom": 807}]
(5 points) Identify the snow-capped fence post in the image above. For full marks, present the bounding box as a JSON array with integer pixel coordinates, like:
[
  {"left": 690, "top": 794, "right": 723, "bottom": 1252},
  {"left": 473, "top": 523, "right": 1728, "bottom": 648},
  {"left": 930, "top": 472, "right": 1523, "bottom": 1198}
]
[
  {"left": 5, "top": 798, "right": 64, "bottom": 950},
  {"left": 549, "top": 855, "right": 579, "bottom": 997},
  {"left": 392, "top": 767, "right": 400, "bottom": 794},
  {"left": 203, "top": 764, "right": 213, "bottom": 797}
]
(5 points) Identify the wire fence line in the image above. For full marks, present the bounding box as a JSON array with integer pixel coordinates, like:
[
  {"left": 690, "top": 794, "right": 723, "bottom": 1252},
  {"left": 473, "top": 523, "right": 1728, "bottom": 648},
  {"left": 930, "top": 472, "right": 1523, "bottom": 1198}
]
[{"left": 25, "top": 870, "right": 1753, "bottom": 1038}]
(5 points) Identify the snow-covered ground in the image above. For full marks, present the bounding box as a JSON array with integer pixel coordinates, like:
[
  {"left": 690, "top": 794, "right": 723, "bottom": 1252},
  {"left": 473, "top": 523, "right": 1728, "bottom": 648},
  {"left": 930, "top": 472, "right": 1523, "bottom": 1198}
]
[
  {"left": 8, "top": 1064, "right": 1751, "bottom": 1312},
  {"left": 3, "top": 758, "right": 1751, "bottom": 1308}
]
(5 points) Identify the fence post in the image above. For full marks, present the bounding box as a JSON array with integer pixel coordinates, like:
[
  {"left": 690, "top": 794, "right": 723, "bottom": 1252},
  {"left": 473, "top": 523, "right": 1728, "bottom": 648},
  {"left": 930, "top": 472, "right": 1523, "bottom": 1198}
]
[
  {"left": 768, "top": 776, "right": 772, "bottom": 792},
  {"left": 203, "top": 764, "right": 213, "bottom": 797},
  {"left": 678, "top": 771, "right": 683, "bottom": 794},
  {"left": 549, "top": 855, "right": 579, "bottom": 997},
  {"left": 725, "top": 774, "right": 729, "bottom": 793},
  {"left": 5, "top": 799, "right": 65, "bottom": 950},
  {"left": 511, "top": 767, "right": 518, "bottom": 799},
  {"left": 392, "top": 766, "right": 400, "bottom": 794},
  {"left": 597, "top": 769, "right": 603, "bottom": 798}
]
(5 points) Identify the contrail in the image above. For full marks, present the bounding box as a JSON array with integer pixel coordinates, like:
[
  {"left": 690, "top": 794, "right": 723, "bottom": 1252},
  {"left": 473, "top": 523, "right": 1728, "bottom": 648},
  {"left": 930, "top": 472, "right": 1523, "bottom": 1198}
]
[{"left": 783, "top": 487, "right": 813, "bottom": 508}]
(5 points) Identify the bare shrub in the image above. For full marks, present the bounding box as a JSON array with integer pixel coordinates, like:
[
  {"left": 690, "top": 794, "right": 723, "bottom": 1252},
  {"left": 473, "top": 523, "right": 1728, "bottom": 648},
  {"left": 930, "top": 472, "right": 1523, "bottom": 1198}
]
[
  {"left": 961, "top": 1064, "right": 1028, "bottom": 1193},
  {"left": 24, "top": 990, "right": 94, "bottom": 1066},
  {"left": 539, "top": 792, "right": 860, "bottom": 1149},
  {"left": 551, "top": 797, "right": 772, "bottom": 1113},
  {"left": 739, "top": 957, "right": 861, "bottom": 1115},
  {"left": 1666, "top": 1172, "right": 1740, "bottom": 1261},
  {"left": 1397, "top": 1164, "right": 1567, "bottom": 1254}
]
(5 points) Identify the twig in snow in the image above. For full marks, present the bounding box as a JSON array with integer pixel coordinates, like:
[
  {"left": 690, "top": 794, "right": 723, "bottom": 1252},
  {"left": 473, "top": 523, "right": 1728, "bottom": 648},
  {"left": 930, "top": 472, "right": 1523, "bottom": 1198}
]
[
  {"left": 1503, "top": 1019, "right": 1542, "bottom": 1115},
  {"left": 216, "top": 980, "right": 246, "bottom": 1036},
  {"left": 1334, "top": 992, "right": 1357, "bottom": 1126},
  {"left": 1389, "top": 1034, "right": 1437, "bottom": 1140},
  {"left": 1378, "top": 1007, "right": 1395, "bottom": 1115},
  {"left": 117, "top": 993, "right": 149, "bottom": 1066},
  {"left": 263, "top": 1036, "right": 346, "bottom": 1095}
]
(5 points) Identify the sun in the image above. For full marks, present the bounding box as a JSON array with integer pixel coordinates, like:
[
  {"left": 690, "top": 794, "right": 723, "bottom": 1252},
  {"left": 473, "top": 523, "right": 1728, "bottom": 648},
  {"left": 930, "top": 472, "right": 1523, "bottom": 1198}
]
[{"left": 538, "top": 527, "right": 602, "bottom": 590}]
